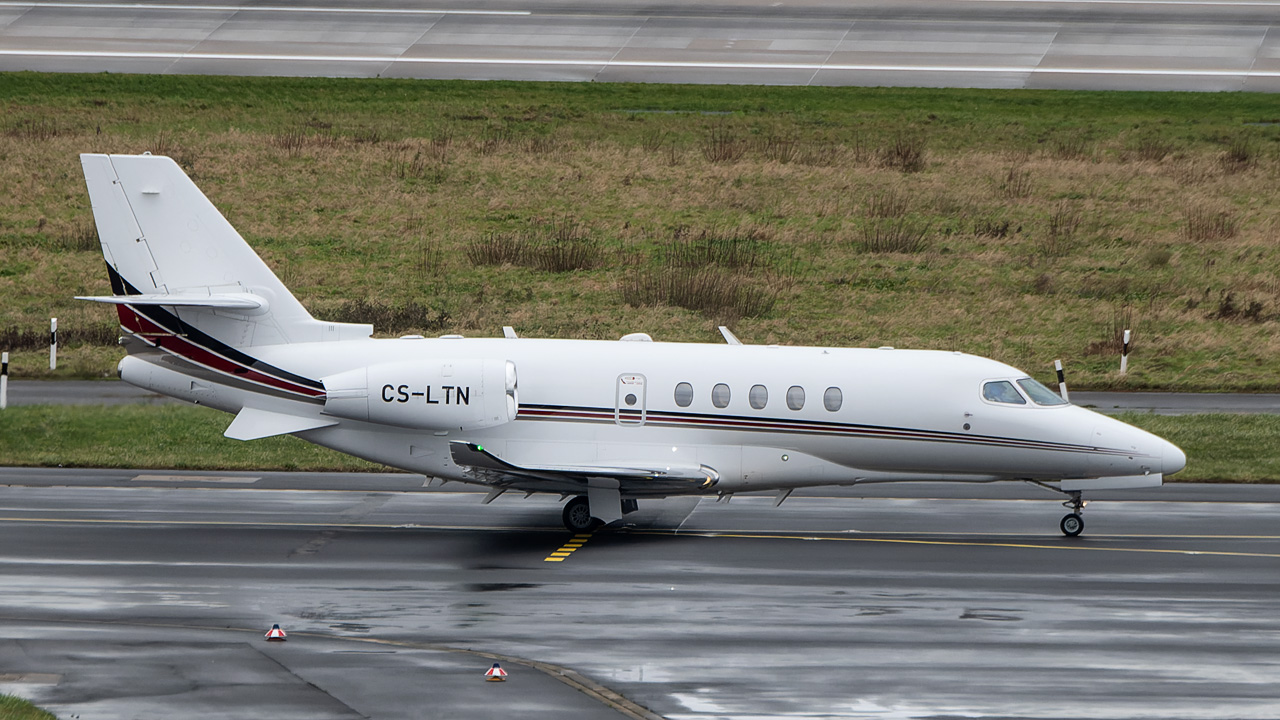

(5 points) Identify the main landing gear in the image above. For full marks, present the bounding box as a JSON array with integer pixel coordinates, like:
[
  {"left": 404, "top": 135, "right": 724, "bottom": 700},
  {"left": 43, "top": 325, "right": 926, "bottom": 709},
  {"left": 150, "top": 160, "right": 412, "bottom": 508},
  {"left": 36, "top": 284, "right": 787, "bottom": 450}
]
[
  {"left": 560, "top": 495, "right": 639, "bottom": 533},
  {"left": 1060, "top": 491, "right": 1086, "bottom": 538},
  {"left": 562, "top": 496, "right": 600, "bottom": 533}
]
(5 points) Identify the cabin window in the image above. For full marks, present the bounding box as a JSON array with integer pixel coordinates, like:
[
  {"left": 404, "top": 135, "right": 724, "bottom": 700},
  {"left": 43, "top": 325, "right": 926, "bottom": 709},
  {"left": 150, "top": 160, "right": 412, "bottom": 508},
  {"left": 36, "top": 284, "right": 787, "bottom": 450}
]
[
  {"left": 749, "top": 384, "right": 768, "bottom": 409},
  {"left": 786, "top": 386, "right": 805, "bottom": 410},
  {"left": 712, "top": 383, "right": 731, "bottom": 408},
  {"left": 982, "top": 380, "right": 1026, "bottom": 405},
  {"left": 674, "top": 382, "right": 694, "bottom": 407},
  {"left": 1017, "top": 377, "right": 1068, "bottom": 406},
  {"left": 823, "top": 387, "right": 842, "bottom": 412}
]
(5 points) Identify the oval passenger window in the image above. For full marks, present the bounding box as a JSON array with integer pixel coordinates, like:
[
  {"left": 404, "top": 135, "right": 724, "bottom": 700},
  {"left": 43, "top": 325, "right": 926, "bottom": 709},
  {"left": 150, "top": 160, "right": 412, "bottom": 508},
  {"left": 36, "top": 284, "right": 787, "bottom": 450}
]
[
  {"left": 712, "top": 383, "right": 731, "bottom": 408},
  {"left": 674, "top": 382, "right": 694, "bottom": 407},
  {"left": 823, "top": 387, "right": 842, "bottom": 412},
  {"left": 787, "top": 386, "right": 805, "bottom": 410}
]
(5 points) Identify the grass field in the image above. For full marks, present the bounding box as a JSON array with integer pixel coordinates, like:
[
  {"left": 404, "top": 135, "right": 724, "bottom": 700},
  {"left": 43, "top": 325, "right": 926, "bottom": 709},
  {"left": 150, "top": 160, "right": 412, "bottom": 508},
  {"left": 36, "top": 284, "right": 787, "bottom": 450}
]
[
  {"left": 0, "top": 404, "right": 1274, "bottom": 481},
  {"left": 0, "top": 694, "right": 57, "bottom": 720},
  {"left": 3, "top": 73, "right": 1280, "bottom": 389}
]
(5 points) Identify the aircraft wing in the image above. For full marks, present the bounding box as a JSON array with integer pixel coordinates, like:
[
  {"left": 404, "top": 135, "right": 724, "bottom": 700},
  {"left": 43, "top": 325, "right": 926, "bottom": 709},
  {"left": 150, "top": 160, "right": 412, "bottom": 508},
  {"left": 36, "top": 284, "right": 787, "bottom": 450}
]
[{"left": 448, "top": 441, "right": 719, "bottom": 494}]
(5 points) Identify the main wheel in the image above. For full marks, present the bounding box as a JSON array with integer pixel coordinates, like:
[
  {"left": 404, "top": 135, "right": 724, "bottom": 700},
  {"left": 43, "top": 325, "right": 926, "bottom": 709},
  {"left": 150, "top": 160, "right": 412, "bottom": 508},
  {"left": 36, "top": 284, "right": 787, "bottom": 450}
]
[
  {"left": 1060, "top": 512, "right": 1084, "bottom": 537},
  {"left": 562, "top": 496, "right": 600, "bottom": 533}
]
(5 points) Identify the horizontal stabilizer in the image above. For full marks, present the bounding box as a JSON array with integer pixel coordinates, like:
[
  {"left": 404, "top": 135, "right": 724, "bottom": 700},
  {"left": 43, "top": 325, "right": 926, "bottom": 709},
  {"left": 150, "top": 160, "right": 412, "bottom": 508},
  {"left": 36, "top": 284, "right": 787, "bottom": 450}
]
[
  {"left": 77, "top": 293, "right": 268, "bottom": 311},
  {"left": 225, "top": 406, "right": 338, "bottom": 441},
  {"left": 1060, "top": 474, "right": 1163, "bottom": 491}
]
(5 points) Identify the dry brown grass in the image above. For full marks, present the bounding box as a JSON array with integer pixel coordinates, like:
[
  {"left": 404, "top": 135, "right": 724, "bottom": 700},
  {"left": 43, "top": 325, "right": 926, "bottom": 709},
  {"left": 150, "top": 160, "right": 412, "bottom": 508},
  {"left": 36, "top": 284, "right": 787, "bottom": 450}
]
[{"left": 4, "top": 82, "right": 1280, "bottom": 389}]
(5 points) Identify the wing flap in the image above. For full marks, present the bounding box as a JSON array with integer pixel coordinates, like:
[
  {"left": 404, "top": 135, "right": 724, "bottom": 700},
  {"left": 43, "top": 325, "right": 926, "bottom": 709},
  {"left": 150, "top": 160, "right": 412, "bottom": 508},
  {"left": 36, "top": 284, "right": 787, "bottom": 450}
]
[{"left": 449, "top": 441, "right": 719, "bottom": 490}]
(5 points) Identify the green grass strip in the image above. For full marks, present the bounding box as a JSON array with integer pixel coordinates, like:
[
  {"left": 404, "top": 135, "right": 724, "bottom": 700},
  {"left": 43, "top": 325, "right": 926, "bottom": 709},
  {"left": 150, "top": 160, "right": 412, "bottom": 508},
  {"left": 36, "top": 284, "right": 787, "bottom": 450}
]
[
  {"left": 1, "top": 404, "right": 1275, "bottom": 481},
  {"left": 0, "top": 694, "right": 58, "bottom": 720},
  {"left": 0, "top": 405, "right": 382, "bottom": 472}
]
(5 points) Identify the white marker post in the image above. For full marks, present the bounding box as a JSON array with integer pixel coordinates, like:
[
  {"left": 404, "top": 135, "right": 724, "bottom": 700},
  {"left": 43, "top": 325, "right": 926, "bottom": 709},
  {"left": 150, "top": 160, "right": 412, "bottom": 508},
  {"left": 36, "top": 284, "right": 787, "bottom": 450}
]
[
  {"left": 49, "top": 317, "right": 58, "bottom": 371},
  {"left": 1119, "top": 329, "right": 1131, "bottom": 375},
  {"left": 1, "top": 352, "right": 8, "bottom": 410},
  {"left": 1054, "top": 359, "right": 1069, "bottom": 402}
]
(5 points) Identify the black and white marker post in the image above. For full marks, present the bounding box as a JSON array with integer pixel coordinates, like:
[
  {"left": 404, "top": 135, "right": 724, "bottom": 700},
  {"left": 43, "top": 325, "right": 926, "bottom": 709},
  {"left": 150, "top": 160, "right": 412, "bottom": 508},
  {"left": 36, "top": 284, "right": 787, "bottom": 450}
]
[
  {"left": 1054, "top": 359, "right": 1069, "bottom": 402},
  {"left": 1119, "top": 329, "right": 1131, "bottom": 375},
  {"left": 1, "top": 351, "right": 8, "bottom": 410},
  {"left": 49, "top": 317, "right": 57, "bottom": 371}
]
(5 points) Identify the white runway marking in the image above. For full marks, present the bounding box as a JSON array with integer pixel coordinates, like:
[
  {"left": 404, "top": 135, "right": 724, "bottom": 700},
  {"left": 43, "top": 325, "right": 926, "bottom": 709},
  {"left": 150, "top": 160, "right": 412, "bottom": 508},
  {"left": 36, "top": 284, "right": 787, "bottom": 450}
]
[
  {"left": 131, "top": 474, "right": 259, "bottom": 484},
  {"left": 0, "top": 1, "right": 529, "bottom": 15},
  {"left": 0, "top": 48, "right": 1275, "bottom": 79}
]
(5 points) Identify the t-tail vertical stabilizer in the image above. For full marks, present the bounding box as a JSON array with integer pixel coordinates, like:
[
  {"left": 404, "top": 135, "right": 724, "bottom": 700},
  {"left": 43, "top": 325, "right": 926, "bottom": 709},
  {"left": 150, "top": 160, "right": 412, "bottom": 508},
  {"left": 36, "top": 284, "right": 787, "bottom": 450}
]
[{"left": 76, "top": 153, "right": 372, "bottom": 349}]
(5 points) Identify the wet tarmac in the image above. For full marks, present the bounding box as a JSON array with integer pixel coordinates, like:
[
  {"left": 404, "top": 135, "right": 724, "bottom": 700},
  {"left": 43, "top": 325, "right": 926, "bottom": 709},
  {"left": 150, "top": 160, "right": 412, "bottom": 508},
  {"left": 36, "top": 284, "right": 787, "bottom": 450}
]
[
  {"left": 2, "top": 0, "right": 1280, "bottom": 90},
  {"left": 1, "top": 469, "right": 1278, "bottom": 719}
]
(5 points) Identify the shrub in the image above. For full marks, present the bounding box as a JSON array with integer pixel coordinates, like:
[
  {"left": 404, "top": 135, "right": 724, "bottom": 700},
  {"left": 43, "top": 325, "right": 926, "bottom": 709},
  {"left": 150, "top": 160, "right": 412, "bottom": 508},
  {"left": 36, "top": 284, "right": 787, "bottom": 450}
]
[
  {"left": 1183, "top": 205, "right": 1238, "bottom": 242},
  {"left": 465, "top": 219, "right": 602, "bottom": 272},
  {"left": 880, "top": 132, "right": 926, "bottom": 172},
  {"left": 702, "top": 124, "right": 748, "bottom": 164},
  {"left": 865, "top": 188, "right": 909, "bottom": 219},
  {"left": 1000, "top": 165, "right": 1032, "bottom": 199},
  {"left": 622, "top": 265, "right": 776, "bottom": 323},
  {"left": 858, "top": 218, "right": 931, "bottom": 254}
]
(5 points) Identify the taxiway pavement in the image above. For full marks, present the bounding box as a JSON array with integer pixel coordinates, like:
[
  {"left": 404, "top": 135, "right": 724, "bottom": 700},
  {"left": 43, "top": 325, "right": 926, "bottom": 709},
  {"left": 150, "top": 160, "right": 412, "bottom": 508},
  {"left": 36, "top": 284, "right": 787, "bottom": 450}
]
[
  {"left": 1, "top": 468, "right": 1278, "bottom": 719},
  {"left": 1, "top": 0, "right": 1279, "bottom": 90}
]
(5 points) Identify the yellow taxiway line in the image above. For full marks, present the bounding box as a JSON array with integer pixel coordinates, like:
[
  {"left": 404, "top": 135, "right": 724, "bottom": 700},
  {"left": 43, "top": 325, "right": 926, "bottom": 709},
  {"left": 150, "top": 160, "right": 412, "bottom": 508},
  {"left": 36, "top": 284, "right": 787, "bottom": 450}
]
[{"left": 0, "top": 514, "right": 1276, "bottom": 559}]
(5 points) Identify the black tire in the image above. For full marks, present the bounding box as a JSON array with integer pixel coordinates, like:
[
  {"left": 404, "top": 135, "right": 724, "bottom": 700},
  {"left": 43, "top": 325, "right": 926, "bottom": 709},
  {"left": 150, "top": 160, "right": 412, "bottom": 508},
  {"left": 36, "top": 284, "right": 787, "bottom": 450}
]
[
  {"left": 562, "top": 496, "right": 600, "bottom": 533},
  {"left": 1060, "top": 512, "right": 1084, "bottom": 537}
]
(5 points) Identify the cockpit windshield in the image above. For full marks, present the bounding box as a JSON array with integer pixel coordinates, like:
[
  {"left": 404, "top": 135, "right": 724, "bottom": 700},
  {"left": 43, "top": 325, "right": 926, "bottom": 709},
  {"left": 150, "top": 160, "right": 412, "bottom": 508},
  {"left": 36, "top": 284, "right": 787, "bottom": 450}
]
[
  {"left": 982, "top": 380, "right": 1026, "bottom": 405},
  {"left": 1016, "top": 377, "right": 1068, "bottom": 406}
]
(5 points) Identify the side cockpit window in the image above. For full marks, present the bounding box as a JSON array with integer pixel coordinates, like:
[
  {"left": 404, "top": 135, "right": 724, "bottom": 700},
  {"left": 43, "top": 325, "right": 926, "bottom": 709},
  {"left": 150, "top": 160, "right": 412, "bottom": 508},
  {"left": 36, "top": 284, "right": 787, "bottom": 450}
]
[
  {"left": 1017, "top": 377, "right": 1068, "bottom": 406},
  {"left": 982, "top": 380, "right": 1026, "bottom": 405}
]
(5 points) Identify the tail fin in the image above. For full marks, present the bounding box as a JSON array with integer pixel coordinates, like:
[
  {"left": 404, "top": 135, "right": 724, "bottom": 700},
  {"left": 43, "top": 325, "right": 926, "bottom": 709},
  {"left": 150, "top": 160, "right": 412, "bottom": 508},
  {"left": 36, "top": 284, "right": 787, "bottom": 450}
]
[{"left": 77, "top": 153, "right": 371, "bottom": 347}]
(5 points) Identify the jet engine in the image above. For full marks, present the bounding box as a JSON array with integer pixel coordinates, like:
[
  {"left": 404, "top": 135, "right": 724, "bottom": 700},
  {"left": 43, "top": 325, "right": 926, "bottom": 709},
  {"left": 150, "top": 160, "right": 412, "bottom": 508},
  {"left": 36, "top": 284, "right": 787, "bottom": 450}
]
[{"left": 322, "top": 359, "right": 517, "bottom": 431}]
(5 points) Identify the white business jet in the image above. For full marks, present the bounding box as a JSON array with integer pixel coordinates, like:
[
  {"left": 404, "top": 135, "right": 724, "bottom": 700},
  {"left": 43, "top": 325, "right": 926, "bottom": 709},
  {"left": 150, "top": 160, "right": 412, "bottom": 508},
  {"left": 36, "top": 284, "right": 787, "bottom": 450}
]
[{"left": 77, "top": 153, "right": 1185, "bottom": 536}]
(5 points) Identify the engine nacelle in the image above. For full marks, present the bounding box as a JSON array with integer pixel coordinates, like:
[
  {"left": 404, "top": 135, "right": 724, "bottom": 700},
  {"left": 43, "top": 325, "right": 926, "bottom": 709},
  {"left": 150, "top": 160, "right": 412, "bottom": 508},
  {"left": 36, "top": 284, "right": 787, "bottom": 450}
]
[{"left": 322, "top": 359, "right": 517, "bottom": 431}]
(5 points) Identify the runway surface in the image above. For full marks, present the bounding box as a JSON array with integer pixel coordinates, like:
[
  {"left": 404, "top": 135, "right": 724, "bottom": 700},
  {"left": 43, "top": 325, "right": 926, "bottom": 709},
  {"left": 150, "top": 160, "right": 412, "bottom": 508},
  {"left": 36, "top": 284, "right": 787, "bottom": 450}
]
[
  {"left": 10, "top": 379, "right": 1280, "bottom": 415},
  {"left": 1, "top": 467, "right": 1278, "bottom": 719},
  {"left": 2, "top": 0, "right": 1280, "bottom": 89}
]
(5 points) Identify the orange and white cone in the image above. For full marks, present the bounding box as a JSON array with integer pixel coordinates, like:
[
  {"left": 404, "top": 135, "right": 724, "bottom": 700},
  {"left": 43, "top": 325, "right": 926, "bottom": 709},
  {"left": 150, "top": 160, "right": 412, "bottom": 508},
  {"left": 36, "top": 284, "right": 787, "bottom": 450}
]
[
  {"left": 484, "top": 662, "right": 508, "bottom": 682},
  {"left": 265, "top": 623, "right": 288, "bottom": 641}
]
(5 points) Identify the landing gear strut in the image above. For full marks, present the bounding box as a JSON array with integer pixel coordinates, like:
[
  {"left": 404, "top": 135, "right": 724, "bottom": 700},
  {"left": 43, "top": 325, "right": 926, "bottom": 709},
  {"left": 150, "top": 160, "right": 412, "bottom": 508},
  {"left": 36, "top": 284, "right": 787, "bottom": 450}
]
[
  {"left": 1027, "top": 481, "right": 1089, "bottom": 537},
  {"left": 1060, "top": 490, "right": 1085, "bottom": 537},
  {"left": 562, "top": 496, "right": 601, "bottom": 533}
]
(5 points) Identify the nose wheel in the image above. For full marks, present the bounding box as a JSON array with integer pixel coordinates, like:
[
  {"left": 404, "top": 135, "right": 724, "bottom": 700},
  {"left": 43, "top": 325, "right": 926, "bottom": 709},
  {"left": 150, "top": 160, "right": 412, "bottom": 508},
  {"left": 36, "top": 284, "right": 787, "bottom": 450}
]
[
  {"left": 1060, "top": 491, "right": 1086, "bottom": 537},
  {"left": 1060, "top": 512, "right": 1084, "bottom": 537}
]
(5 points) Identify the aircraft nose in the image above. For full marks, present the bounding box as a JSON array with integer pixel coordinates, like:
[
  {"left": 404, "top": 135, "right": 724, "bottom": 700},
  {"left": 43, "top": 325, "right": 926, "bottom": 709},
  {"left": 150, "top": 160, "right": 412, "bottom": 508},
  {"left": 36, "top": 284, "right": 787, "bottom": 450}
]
[{"left": 1163, "top": 440, "right": 1187, "bottom": 476}]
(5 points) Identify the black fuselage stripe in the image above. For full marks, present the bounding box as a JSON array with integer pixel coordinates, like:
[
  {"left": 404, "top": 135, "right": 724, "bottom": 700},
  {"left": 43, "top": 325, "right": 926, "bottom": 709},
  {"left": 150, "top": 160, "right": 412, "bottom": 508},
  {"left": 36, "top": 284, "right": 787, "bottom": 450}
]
[{"left": 107, "top": 264, "right": 324, "bottom": 391}]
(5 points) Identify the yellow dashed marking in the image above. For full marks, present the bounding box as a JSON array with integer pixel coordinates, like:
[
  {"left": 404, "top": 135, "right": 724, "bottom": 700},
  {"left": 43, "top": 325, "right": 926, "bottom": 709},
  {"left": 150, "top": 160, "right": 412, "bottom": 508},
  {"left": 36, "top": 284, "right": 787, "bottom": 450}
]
[{"left": 544, "top": 533, "right": 593, "bottom": 562}]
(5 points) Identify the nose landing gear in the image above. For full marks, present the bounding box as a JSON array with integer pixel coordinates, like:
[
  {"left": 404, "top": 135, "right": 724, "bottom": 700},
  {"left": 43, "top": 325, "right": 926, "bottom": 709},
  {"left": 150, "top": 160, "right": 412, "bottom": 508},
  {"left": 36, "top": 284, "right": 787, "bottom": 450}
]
[
  {"left": 1060, "top": 490, "right": 1086, "bottom": 537},
  {"left": 1027, "top": 481, "right": 1089, "bottom": 537}
]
